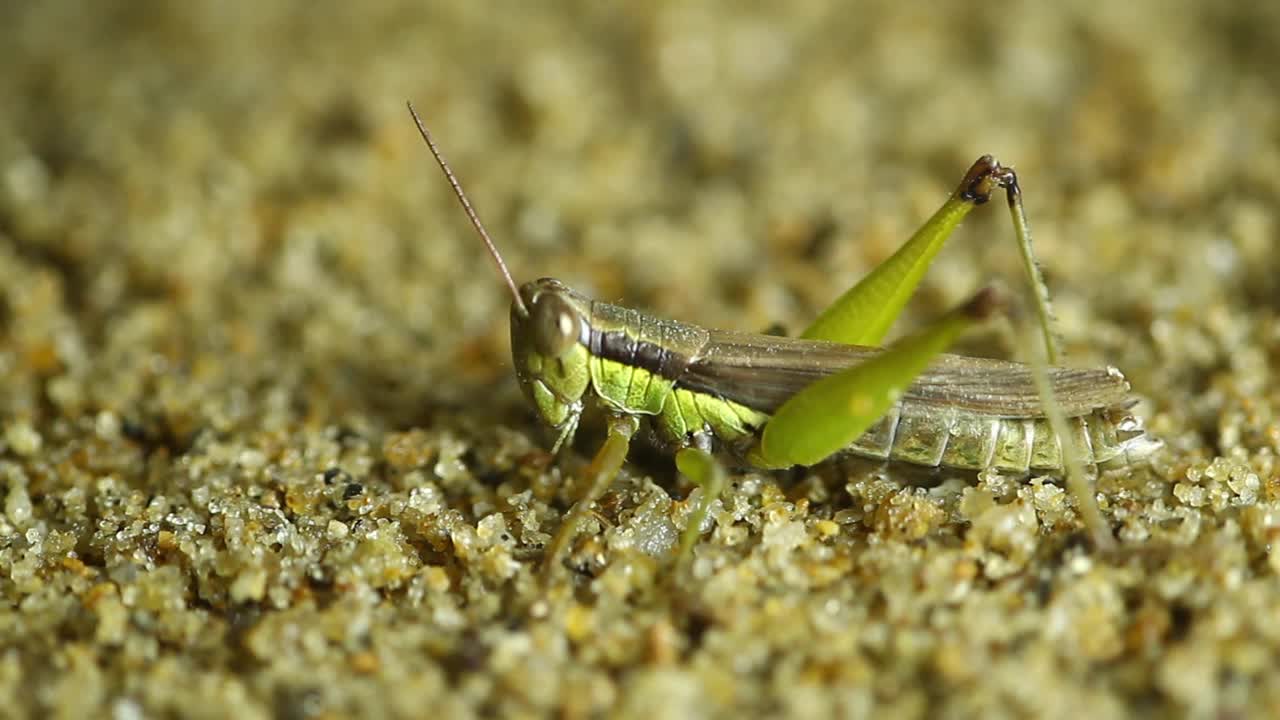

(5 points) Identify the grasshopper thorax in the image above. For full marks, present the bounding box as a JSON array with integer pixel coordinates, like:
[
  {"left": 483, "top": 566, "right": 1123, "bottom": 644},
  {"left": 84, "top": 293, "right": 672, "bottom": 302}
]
[{"left": 511, "top": 278, "right": 594, "bottom": 451}]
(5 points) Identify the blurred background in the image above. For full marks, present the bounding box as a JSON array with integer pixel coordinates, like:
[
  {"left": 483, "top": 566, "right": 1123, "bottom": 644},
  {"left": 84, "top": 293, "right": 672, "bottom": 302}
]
[{"left": 2, "top": 1, "right": 1278, "bottom": 718}]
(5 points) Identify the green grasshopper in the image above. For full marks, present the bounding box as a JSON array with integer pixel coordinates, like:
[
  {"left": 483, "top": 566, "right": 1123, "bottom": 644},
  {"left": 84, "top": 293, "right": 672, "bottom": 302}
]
[{"left": 406, "top": 102, "right": 1160, "bottom": 572}]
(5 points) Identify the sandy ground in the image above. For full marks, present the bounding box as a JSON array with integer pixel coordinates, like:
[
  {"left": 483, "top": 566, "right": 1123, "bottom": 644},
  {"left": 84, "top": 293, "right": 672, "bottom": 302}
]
[{"left": 2, "top": 2, "right": 1279, "bottom": 718}]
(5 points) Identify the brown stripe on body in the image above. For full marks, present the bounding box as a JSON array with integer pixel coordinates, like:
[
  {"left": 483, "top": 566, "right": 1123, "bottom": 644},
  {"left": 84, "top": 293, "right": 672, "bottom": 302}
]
[
  {"left": 585, "top": 299, "right": 709, "bottom": 384},
  {"left": 591, "top": 327, "right": 692, "bottom": 381}
]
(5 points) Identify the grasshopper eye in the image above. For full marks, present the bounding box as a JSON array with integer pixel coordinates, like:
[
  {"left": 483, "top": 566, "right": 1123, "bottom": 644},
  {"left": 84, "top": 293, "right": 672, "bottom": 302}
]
[{"left": 531, "top": 294, "right": 581, "bottom": 358}]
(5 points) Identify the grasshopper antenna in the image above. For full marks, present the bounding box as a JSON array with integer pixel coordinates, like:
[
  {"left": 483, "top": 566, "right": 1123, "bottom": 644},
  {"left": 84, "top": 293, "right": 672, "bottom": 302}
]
[{"left": 407, "top": 101, "right": 528, "bottom": 316}]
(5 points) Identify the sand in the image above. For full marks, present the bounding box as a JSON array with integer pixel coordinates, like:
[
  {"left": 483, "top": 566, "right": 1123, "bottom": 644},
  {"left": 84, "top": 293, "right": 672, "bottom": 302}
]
[{"left": 2, "top": 2, "right": 1279, "bottom": 718}]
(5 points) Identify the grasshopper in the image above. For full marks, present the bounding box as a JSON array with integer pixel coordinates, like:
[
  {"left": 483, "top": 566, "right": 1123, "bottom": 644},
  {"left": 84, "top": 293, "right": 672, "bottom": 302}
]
[{"left": 405, "top": 102, "right": 1160, "bottom": 572}]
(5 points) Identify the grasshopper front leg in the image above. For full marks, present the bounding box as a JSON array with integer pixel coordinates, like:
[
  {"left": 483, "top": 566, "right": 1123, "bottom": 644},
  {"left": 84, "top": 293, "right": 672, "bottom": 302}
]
[
  {"left": 545, "top": 422, "right": 730, "bottom": 575},
  {"left": 543, "top": 414, "right": 638, "bottom": 576}
]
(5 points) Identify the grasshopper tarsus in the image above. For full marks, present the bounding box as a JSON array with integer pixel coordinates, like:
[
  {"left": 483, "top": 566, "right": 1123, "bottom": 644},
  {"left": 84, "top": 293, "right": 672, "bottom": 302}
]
[{"left": 1001, "top": 172, "right": 1025, "bottom": 208}]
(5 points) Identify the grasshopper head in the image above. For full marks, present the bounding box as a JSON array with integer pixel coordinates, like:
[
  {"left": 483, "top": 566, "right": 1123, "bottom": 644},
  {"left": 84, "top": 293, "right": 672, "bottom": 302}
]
[{"left": 510, "top": 278, "right": 593, "bottom": 451}]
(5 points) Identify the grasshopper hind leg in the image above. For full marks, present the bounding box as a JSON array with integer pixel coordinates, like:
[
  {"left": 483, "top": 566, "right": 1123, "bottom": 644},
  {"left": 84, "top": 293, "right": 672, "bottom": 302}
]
[
  {"left": 750, "top": 288, "right": 1002, "bottom": 469},
  {"left": 800, "top": 155, "right": 1060, "bottom": 368},
  {"left": 1014, "top": 299, "right": 1117, "bottom": 552}
]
